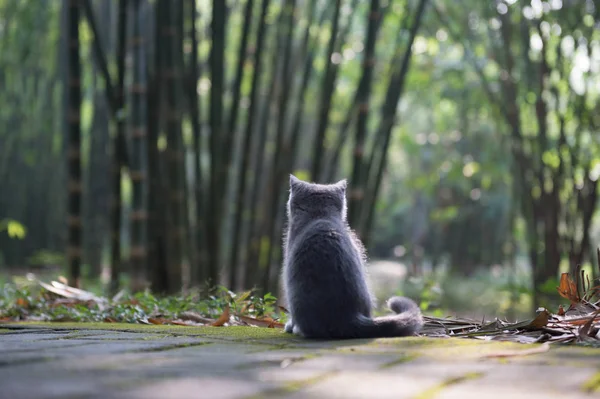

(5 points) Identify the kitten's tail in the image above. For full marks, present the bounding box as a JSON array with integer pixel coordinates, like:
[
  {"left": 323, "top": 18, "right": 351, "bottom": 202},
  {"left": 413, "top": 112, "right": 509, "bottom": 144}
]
[{"left": 354, "top": 296, "right": 423, "bottom": 338}]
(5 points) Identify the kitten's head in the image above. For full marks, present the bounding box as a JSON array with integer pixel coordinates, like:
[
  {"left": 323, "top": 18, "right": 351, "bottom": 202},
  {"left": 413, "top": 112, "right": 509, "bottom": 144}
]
[{"left": 287, "top": 175, "right": 348, "bottom": 223}]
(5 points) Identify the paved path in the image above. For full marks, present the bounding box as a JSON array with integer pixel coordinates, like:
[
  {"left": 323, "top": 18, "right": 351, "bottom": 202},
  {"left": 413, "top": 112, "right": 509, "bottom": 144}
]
[{"left": 0, "top": 323, "right": 599, "bottom": 398}]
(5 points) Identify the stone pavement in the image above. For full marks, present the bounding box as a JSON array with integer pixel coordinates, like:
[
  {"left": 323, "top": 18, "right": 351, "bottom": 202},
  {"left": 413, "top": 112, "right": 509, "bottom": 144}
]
[{"left": 0, "top": 323, "right": 599, "bottom": 399}]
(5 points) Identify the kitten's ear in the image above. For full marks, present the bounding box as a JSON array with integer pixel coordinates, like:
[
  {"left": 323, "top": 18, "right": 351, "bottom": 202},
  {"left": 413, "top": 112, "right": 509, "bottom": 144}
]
[
  {"left": 334, "top": 179, "right": 348, "bottom": 192},
  {"left": 290, "top": 174, "right": 301, "bottom": 190}
]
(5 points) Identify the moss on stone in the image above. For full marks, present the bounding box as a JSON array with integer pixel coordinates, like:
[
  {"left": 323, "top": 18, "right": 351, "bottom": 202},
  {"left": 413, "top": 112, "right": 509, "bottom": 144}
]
[
  {"left": 415, "top": 372, "right": 485, "bottom": 399},
  {"left": 0, "top": 328, "right": 12, "bottom": 333},
  {"left": 0, "top": 322, "right": 293, "bottom": 340},
  {"left": 582, "top": 371, "right": 600, "bottom": 393},
  {"left": 379, "top": 353, "right": 420, "bottom": 369}
]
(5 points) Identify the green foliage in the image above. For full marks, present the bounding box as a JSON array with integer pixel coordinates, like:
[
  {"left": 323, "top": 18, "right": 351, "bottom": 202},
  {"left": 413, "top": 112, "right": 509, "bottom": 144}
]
[
  {"left": 26, "top": 250, "right": 65, "bottom": 268},
  {"left": 0, "top": 219, "right": 26, "bottom": 240},
  {"left": 0, "top": 280, "right": 284, "bottom": 325}
]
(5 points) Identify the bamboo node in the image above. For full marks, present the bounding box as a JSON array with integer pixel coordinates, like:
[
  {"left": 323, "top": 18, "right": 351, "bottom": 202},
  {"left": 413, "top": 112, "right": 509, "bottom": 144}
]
[
  {"left": 67, "top": 216, "right": 82, "bottom": 227},
  {"left": 131, "top": 127, "right": 147, "bottom": 138},
  {"left": 130, "top": 210, "right": 148, "bottom": 221},
  {"left": 67, "top": 147, "right": 81, "bottom": 160},
  {"left": 66, "top": 246, "right": 83, "bottom": 258},
  {"left": 129, "top": 170, "right": 146, "bottom": 181},
  {"left": 129, "top": 84, "right": 147, "bottom": 94},
  {"left": 130, "top": 246, "right": 147, "bottom": 258},
  {"left": 68, "top": 180, "right": 83, "bottom": 193},
  {"left": 349, "top": 189, "right": 365, "bottom": 200}
]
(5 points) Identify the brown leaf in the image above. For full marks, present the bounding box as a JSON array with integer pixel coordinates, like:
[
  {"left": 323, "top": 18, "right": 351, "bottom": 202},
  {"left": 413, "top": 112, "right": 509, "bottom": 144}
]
[
  {"left": 148, "top": 317, "right": 168, "bottom": 325},
  {"left": 557, "top": 305, "right": 565, "bottom": 316},
  {"left": 171, "top": 320, "right": 193, "bottom": 326},
  {"left": 16, "top": 297, "right": 29, "bottom": 307},
  {"left": 104, "top": 316, "right": 117, "bottom": 323},
  {"left": 557, "top": 273, "right": 580, "bottom": 304},
  {"left": 578, "top": 309, "right": 600, "bottom": 339},
  {"left": 211, "top": 306, "right": 230, "bottom": 327},
  {"left": 278, "top": 305, "right": 289, "bottom": 314},
  {"left": 525, "top": 308, "right": 550, "bottom": 329},
  {"left": 236, "top": 314, "right": 285, "bottom": 329},
  {"left": 481, "top": 342, "right": 550, "bottom": 359},
  {"left": 179, "top": 311, "right": 215, "bottom": 324}
]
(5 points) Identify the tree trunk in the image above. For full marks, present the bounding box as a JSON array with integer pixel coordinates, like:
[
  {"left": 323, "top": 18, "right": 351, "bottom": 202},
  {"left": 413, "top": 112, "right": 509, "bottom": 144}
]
[
  {"left": 187, "top": 0, "right": 207, "bottom": 287},
  {"left": 226, "top": 0, "right": 254, "bottom": 290},
  {"left": 309, "top": 0, "right": 342, "bottom": 182},
  {"left": 129, "top": 0, "right": 148, "bottom": 291},
  {"left": 66, "top": 0, "right": 82, "bottom": 288},
  {"left": 147, "top": 0, "right": 169, "bottom": 293},
  {"left": 229, "top": 0, "right": 271, "bottom": 290},
  {"left": 207, "top": 0, "right": 227, "bottom": 286},
  {"left": 164, "top": 0, "right": 184, "bottom": 293},
  {"left": 110, "top": 0, "right": 128, "bottom": 294},
  {"left": 362, "top": 0, "right": 428, "bottom": 247},
  {"left": 262, "top": 0, "right": 297, "bottom": 292},
  {"left": 347, "top": 0, "right": 380, "bottom": 230}
]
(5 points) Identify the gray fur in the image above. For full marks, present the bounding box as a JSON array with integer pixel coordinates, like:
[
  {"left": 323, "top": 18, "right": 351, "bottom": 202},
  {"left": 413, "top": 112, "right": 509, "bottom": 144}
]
[{"left": 282, "top": 175, "right": 423, "bottom": 339}]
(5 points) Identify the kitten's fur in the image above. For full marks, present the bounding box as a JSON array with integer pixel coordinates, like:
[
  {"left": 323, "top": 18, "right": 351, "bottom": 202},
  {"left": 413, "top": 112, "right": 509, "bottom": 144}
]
[{"left": 282, "top": 175, "right": 423, "bottom": 339}]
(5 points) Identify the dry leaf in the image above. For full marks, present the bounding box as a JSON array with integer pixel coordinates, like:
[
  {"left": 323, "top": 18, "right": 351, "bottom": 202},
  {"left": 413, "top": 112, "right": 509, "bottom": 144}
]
[
  {"left": 104, "top": 316, "right": 117, "bottom": 323},
  {"left": 527, "top": 309, "right": 550, "bottom": 329},
  {"left": 211, "top": 306, "right": 230, "bottom": 327},
  {"left": 236, "top": 314, "right": 285, "bottom": 328},
  {"left": 234, "top": 291, "right": 252, "bottom": 304},
  {"left": 179, "top": 311, "right": 215, "bottom": 324},
  {"left": 171, "top": 320, "right": 193, "bottom": 326},
  {"left": 278, "top": 305, "right": 289, "bottom": 314},
  {"left": 481, "top": 342, "right": 550, "bottom": 359},
  {"left": 557, "top": 305, "right": 565, "bottom": 316},
  {"left": 16, "top": 297, "right": 29, "bottom": 307},
  {"left": 578, "top": 309, "right": 600, "bottom": 339},
  {"left": 148, "top": 317, "right": 167, "bottom": 325},
  {"left": 557, "top": 273, "right": 580, "bottom": 304}
]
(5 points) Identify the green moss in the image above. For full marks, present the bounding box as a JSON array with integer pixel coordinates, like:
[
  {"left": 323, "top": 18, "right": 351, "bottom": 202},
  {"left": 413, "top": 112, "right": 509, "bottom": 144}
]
[
  {"left": 380, "top": 353, "right": 419, "bottom": 369},
  {"left": 1, "top": 322, "right": 291, "bottom": 340},
  {"left": 415, "top": 372, "right": 485, "bottom": 399},
  {"left": 582, "top": 372, "right": 600, "bottom": 393},
  {"left": 0, "top": 328, "right": 13, "bottom": 333},
  {"left": 128, "top": 341, "right": 212, "bottom": 353},
  {"left": 248, "top": 371, "right": 338, "bottom": 398}
]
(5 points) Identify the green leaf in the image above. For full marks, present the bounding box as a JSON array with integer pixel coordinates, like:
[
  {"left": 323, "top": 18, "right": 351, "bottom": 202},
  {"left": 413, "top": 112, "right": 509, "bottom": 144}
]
[{"left": 0, "top": 219, "right": 27, "bottom": 239}]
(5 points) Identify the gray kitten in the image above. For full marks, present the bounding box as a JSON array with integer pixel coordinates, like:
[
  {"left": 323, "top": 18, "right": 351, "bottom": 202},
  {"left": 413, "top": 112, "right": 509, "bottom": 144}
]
[{"left": 282, "top": 175, "right": 423, "bottom": 339}]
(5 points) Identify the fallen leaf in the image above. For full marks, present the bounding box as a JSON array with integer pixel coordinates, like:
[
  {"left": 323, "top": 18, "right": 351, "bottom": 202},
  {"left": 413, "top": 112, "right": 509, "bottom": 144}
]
[
  {"left": 557, "top": 273, "right": 580, "bottom": 304},
  {"left": 557, "top": 305, "right": 565, "bottom": 316},
  {"left": 481, "top": 342, "right": 550, "bottom": 359},
  {"left": 234, "top": 290, "right": 252, "bottom": 304},
  {"left": 526, "top": 309, "right": 551, "bottom": 329},
  {"left": 211, "top": 306, "right": 230, "bottom": 327},
  {"left": 578, "top": 309, "right": 600, "bottom": 340},
  {"left": 278, "top": 305, "right": 289, "bottom": 314},
  {"left": 104, "top": 317, "right": 117, "bottom": 323},
  {"left": 179, "top": 311, "right": 215, "bottom": 324},
  {"left": 236, "top": 314, "right": 284, "bottom": 328},
  {"left": 148, "top": 317, "right": 167, "bottom": 325},
  {"left": 171, "top": 320, "right": 193, "bottom": 326},
  {"left": 16, "top": 297, "right": 29, "bottom": 307}
]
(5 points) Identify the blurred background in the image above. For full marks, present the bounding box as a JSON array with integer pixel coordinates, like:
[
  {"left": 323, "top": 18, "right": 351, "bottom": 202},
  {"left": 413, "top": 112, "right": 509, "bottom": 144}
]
[{"left": 0, "top": 0, "right": 598, "bottom": 320}]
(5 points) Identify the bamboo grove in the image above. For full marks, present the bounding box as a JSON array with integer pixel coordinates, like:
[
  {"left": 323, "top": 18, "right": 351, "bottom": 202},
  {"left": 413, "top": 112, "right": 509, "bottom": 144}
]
[
  {"left": 1, "top": 0, "right": 598, "bottom": 303},
  {"left": 54, "top": 0, "right": 428, "bottom": 294}
]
